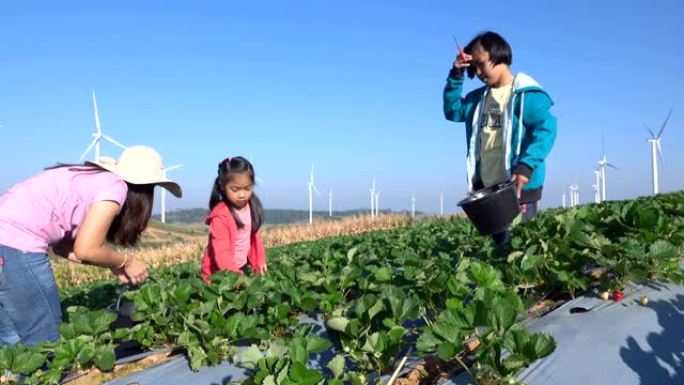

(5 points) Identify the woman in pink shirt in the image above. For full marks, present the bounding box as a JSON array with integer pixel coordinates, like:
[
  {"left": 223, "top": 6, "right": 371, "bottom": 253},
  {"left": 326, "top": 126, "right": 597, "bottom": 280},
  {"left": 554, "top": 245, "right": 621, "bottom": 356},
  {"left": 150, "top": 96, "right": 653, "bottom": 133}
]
[
  {"left": 0, "top": 146, "right": 182, "bottom": 346},
  {"left": 201, "top": 156, "right": 266, "bottom": 284}
]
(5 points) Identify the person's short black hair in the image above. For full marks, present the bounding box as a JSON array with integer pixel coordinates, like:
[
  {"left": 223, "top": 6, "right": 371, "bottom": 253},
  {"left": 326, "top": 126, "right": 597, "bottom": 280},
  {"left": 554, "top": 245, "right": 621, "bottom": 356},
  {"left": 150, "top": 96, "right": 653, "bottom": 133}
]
[{"left": 464, "top": 31, "right": 513, "bottom": 79}]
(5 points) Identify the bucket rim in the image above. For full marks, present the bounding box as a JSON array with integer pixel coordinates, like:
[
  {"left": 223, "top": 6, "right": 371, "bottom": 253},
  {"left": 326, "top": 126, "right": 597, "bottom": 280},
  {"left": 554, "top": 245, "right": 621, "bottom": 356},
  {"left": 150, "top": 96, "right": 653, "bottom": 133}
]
[{"left": 457, "top": 180, "right": 516, "bottom": 207}]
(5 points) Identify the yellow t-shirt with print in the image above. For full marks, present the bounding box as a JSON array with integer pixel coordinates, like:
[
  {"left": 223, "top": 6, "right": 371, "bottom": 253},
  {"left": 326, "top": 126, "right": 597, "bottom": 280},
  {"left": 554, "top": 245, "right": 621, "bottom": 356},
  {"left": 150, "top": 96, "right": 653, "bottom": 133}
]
[{"left": 479, "top": 82, "right": 513, "bottom": 187}]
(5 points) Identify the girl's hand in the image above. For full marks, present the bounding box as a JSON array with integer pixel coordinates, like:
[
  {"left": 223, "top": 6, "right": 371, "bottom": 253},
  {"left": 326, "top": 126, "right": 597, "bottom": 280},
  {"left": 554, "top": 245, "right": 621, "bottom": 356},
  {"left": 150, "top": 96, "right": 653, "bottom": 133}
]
[
  {"left": 256, "top": 265, "right": 268, "bottom": 275},
  {"left": 123, "top": 256, "right": 149, "bottom": 285}
]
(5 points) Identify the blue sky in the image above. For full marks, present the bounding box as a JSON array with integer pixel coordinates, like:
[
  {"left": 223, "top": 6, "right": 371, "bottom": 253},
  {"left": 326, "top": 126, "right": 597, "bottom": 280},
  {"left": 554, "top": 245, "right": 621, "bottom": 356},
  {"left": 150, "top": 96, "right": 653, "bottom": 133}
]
[{"left": 1, "top": 0, "right": 683, "bottom": 214}]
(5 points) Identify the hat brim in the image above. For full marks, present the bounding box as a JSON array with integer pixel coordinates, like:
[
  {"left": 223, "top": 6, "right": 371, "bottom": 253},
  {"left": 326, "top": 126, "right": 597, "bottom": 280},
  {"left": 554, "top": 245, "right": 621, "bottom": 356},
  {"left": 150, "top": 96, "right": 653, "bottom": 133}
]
[
  {"left": 157, "top": 181, "right": 183, "bottom": 198},
  {"left": 86, "top": 161, "right": 183, "bottom": 198}
]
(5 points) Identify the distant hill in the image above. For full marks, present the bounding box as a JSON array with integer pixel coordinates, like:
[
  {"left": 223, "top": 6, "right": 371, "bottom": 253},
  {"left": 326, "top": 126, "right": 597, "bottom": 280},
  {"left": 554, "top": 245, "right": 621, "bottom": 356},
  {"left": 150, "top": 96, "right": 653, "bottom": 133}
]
[{"left": 153, "top": 208, "right": 416, "bottom": 225}]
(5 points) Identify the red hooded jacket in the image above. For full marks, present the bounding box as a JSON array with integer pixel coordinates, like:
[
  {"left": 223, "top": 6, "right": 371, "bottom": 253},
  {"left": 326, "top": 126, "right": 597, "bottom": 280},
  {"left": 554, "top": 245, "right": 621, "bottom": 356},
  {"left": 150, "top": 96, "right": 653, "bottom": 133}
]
[{"left": 200, "top": 202, "right": 267, "bottom": 283}]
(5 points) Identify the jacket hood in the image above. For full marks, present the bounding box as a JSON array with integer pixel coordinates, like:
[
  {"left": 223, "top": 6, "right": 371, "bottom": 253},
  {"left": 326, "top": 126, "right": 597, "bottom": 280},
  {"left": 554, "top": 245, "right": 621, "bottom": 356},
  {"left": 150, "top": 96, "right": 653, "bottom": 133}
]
[{"left": 514, "top": 72, "right": 546, "bottom": 94}]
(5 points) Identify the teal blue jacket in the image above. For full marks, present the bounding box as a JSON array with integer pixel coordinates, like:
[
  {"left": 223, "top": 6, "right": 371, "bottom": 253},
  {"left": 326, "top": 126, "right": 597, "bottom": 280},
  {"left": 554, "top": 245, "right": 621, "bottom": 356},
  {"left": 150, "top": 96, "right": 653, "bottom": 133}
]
[{"left": 444, "top": 72, "right": 557, "bottom": 203}]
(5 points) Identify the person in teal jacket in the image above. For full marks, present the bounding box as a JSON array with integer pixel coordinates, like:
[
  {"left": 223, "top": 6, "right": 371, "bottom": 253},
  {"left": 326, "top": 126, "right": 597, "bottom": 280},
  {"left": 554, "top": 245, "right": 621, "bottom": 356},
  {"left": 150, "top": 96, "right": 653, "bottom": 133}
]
[{"left": 444, "top": 31, "right": 557, "bottom": 246}]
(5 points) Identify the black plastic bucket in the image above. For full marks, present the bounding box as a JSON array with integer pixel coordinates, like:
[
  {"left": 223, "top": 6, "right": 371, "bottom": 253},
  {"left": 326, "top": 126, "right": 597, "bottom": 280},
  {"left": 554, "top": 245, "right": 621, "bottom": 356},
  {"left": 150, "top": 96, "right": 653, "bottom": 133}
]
[{"left": 457, "top": 181, "right": 520, "bottom": 235}]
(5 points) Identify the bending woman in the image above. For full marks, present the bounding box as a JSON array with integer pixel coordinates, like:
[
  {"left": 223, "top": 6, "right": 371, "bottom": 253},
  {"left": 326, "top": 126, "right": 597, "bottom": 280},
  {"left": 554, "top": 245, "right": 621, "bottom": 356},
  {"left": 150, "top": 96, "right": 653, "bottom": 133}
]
[{"left": 0, "top": 146, "right": 182, "bottom": 346}]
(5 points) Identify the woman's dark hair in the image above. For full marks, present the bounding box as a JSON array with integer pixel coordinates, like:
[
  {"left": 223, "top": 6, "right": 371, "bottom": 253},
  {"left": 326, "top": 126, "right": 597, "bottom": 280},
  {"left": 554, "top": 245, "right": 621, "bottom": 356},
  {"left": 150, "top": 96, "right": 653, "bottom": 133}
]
[
  {"left": 45, "top": 163, "right": 155, "bottom": 246},
  {"left": 107, "top": 184, "right": 155, "bottom": 245},
  {"left": 209, "top": 156, "right": 264, "bottom": 232},
  {"left": 464, "top": 31, "right": 513, "bottom": 79}
]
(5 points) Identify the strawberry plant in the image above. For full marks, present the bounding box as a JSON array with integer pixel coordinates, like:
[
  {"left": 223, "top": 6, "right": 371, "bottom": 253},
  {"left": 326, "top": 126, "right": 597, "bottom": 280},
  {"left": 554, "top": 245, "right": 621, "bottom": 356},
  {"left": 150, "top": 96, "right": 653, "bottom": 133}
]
[{"left": 6, "top": 192, "right": 680, "bottom": 384}]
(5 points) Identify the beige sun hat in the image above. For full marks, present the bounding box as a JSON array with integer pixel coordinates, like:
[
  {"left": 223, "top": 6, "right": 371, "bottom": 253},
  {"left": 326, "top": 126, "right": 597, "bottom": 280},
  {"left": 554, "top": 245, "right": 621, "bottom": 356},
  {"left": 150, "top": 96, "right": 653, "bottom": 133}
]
[{"left": 86, "top": 146, "right": 183, "bottom": 198}]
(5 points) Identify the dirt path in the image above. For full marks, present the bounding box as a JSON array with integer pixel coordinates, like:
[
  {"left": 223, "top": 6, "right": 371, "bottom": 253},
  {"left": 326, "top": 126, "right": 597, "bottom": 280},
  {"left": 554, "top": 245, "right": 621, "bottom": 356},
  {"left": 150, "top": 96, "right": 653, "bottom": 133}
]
[{"left": 143, "top": 226, "right": 206, "bottom": 243}]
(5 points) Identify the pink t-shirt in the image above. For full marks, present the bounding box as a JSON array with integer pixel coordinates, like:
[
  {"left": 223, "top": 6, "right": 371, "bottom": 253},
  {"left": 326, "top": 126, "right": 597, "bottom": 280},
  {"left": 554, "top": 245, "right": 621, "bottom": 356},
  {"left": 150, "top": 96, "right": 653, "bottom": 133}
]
[
  {"left": 0, "top": 167, "right": 128, "bottom": 253},
  {"left": 233, "top": 204, "right": 252, "bottom": 268}
]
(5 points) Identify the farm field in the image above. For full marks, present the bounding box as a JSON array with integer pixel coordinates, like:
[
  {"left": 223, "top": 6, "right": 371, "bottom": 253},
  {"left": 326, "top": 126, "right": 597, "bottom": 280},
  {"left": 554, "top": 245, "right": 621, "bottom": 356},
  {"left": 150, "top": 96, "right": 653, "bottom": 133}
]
[
  {"left": 3, "top": 192, "right": 683, "bottom": 385},
  {"left": 52, "top": 214, "right": 416, "bottom": 288}
]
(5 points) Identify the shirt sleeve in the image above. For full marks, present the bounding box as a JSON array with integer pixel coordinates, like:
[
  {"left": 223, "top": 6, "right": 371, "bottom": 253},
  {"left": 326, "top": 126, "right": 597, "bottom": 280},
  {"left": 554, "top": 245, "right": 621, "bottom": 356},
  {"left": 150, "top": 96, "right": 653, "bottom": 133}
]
[
  {"left": 249, "top": 231, "right": 267, "bottom": 271},
  {"left": 93, "top": 177, "right": 128, "bottom": 208},
  {"left": 517, "top": 91, "right": 557, "bottom": 171},
  {"left": 444, "top": 72, "right": 467, "bottom": 122}
]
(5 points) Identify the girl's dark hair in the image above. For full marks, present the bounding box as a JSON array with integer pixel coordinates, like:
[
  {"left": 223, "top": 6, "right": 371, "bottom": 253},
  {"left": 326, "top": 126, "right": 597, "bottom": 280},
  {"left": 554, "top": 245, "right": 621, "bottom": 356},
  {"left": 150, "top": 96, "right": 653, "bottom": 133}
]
[
  {"left": 464, "top": 31, "right": 513, "bottom": 79},
  {"left": 45, "top": 163, "right": 154, "bottom": 246},
  {"left": 209, "top": 156, "right": 264, "bottom": 232}
]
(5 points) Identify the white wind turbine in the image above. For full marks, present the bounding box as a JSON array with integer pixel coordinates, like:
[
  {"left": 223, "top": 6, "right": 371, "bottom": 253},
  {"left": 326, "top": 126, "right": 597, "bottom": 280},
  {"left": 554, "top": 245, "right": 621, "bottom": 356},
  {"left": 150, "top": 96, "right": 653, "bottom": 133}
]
[
  {"left": 593, "top": 170, "right": 601, "bottom": 204},
  {"left": 160, "top": 164, "right": 183, "bottom": 223},
  {"left": 308, "top": 164, "right": 321, "bottom": 224},
  {"left": 369, "top": 179, "right": 377, "bottom": 219},
  {"left": 439, "top": 191, "right": 444, "bottom": 215},
  {"left": 80, "top": 90, "right": 126, "bottom": 162},
  {"left": 328, "top": 189, "right": 333, "bottom": 217},
  {"left": 569, "top": 184, "right": 579, "bottom": 207},
  {"left": 374, "top": 190, "right": 382, "bottom": 217},
  {"left": 411, "top": 193, "right": 416, "bottom": 218},
  {"left": 646, "top": 107, "right": 672, "bottom": 195},
  {"left": 597, "top": 140, "right": 618, "bottom": 202},
  {"left": 561, "top": 191, "right": 566, "bottom": 208}
]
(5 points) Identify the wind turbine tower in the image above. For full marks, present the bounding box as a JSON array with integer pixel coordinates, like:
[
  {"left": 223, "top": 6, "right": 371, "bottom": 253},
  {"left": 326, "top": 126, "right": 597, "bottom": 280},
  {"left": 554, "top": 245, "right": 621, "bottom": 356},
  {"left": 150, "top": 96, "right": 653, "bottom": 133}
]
[
  {"left": 593, "top": 170, "right": 601, "bottom": 204},
  {"left": 328, "top": 189, "right": 333, "bottom": 217},
  {"left": 440, "top": 191, "right": 444, "bottom": 215},
  {"left": 308, "top": 165, "right": 321, "bottom": 224},
  {"left": 646, "top": 107, "right": 672, "bottom": 195},
  {"left": 369, "top": 179, "right": 376, "bottom": 219},
  {"left": 374, "top": 190, "right": 382, "bottom": 217},
  {"left": 597, "top": 141, "right": 618, "bottom": 202},
  {"left": 561, "top": 192, "right": 566, "bottom": 208},
  {"left": 161, "top": 164, "right": 183, "bottom": 223}
]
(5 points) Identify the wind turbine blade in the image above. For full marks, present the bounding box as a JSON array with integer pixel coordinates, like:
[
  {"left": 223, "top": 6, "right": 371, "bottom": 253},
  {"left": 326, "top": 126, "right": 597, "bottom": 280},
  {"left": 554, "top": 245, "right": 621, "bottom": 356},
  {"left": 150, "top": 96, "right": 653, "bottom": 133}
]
[
  {"left": 656, "top": 107, "right": 673, "bottom": 138},
  {"left": 92, "top": 90, "right": 102, "bottom": 134},
  {"left": 256, "top": 176, "right": 266, "bottom": 184},
  {"left": 165, "top": 164, "right": 183, "bottom": 172},
  {"left": 79, "top": 138, "right": 98, "bottom": 161},
  {"left": 606, "top": 163, "right": 619, "bottom": 170},
  {"left": 101, "top": 134, "right": 126, "bottom": 149},
  {"left": 645, "top": 124, "right": 657, "bottom": 139},
  {"left": 313, "top": 185, "right": 321, "bottom": 196}
]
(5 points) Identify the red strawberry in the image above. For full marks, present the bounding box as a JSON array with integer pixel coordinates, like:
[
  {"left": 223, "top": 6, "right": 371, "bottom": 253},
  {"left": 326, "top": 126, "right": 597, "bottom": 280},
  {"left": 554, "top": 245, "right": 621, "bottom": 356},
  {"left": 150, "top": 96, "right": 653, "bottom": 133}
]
[{"left": 613, "top": 291, "right": 624, "bottom": 301}]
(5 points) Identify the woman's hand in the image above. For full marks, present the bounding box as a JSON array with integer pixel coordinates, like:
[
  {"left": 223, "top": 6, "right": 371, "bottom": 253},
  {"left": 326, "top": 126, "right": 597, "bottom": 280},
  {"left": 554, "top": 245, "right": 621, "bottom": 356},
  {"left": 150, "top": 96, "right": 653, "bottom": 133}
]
[
  {"left": 110, "top": 266, "right": 129, "bottom": 283},
  {"left": 255, "top": 265, "right": 268, "bottom": 275},
  {"left": 122, "top": 255, "right": 149, "bottom": 285},
  {"left": 65, "top": 252, "right": 83, "bottom": 264},
  {"left": 511, "top": 173, "right": 530, "bottom": 198},
  {"left": 452, "top": 52, "right": 473, "bottom": 76}
]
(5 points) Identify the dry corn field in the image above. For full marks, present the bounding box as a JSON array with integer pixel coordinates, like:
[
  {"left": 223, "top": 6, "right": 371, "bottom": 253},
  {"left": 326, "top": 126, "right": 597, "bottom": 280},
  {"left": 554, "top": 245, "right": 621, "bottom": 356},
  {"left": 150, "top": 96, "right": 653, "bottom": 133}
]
[
  {"left": 53, "top": 213, "right": 421, "bottom": 288},
  {"left": 261, "top": 213, "right": 413, "bottom": 247}
]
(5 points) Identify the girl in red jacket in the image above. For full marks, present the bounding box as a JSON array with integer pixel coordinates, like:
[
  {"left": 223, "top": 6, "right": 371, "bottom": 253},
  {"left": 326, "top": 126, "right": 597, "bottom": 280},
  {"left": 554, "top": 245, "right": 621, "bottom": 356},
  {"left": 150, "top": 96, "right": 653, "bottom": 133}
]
[{"left": 201, "top": 156, "right": 267, "bottom": 283}]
